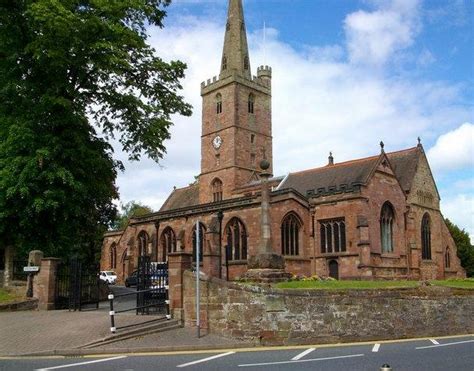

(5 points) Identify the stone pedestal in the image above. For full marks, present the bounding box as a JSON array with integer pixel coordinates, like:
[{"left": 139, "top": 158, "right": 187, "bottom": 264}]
[{"left": 168, "top": 252, "right": 192, "bottom": 321}]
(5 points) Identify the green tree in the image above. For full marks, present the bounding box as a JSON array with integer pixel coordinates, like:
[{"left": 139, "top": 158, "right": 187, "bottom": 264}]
[
  {"left": 0, "top": 0, "right": 192, "bottom": 261},
  {"left": 114, "top": 201, "right": 154, "bottom": 231},
  {"left": 445, "top": 219, "right": 474, "bottom": 277}
]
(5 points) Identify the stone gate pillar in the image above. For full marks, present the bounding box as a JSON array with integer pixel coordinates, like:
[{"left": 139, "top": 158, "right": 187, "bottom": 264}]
[
  {"left": 168, "top": 251, "right": 192, "bottom": 321},
  {"left": 33, "top": 258, "right": 61, "bottom": 310}
]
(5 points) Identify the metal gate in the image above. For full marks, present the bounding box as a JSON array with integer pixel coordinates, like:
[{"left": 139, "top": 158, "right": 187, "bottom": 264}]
[
  {"left": 136, "top": 256, "right": 169, "bottom": 315},
  {"left": 55, "top": 258, "right": 100, "bottom": 310}
]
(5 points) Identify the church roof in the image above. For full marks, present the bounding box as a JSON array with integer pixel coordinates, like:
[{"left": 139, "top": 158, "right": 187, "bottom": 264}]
[
  {"left": 279, "top": 147, "right": 420, "bottom": 196},
  {"left": 159, "top": 184, "right": 200, "bottom": 212}
]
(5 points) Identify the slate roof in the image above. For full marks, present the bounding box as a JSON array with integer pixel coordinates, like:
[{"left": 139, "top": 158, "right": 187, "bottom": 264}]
[
  {"left": 279, "top": 147, "right": 420, "bottom": 196},
  {"left": 159, "top": 184, "right": 200, "bottom": 212}
]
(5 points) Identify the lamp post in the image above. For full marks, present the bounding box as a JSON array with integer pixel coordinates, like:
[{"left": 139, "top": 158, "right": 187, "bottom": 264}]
[{"left": 217, "top": 210, "right": 224, "bottom": 279}]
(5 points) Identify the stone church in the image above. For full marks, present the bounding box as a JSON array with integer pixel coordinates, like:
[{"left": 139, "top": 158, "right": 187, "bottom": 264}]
[{"left": 101, "top": 0, "right": 465, "bottom": 282}]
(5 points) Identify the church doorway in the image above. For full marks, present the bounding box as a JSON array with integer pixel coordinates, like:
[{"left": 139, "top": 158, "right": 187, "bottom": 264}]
[{"left": 328, "top": 260, "right": 339, "bottom": 280}]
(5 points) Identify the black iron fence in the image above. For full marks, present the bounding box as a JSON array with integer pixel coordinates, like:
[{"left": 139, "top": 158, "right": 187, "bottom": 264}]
[
  {"left": 12, "top": 260, "right": 28, "bottom": 281},
  {"left": 54, "top": 259, "right": 100, "bottom": 311},
  {"left": 108, "top": 256, "right": 169, "bottom": 333}
]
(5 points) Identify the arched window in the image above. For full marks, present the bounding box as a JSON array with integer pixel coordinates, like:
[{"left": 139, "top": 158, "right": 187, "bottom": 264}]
[
  {"left": 225, "top": 218, "right": 247, "bottom": 261},
  {"left": 281, "top": 213, "right": 301, "bottom": 256},
  {"left": 222, "top": 56, "right": 227, "bottom": 71},
  {"left": 161, "top": 227, "right": 176, "bottom": 261},
  {"left": 421, "top": 213, "right": 431, "bottom": 260},
  {"left": 320, "top": 219, "right": 346, "bottom": 253},
  {"left": 212, "top": 178, "right": 223, "bottom": 202},
  {"left": 216, "top": 93, "right": 222, "bottom": 114},
  {"left": 244, "top": 55, "right": 249, "bottom": 70},
  {"left": 380, "top": 202, "right": 395, "bottom": 253},
  {"left": 137, "top": 231, "right": 149, "bottom": 257},
  {"left": 109, "top": 243, "right": 117, "bottom": 269},
  {"left": 192, "top": 223, "right": 206, "bottom": 263},
  {"left": 248, "top": 93, "right": 254, "bottom": 114},
  {"left": 445, "top": 247, "right": 451, "bottom": 268}
]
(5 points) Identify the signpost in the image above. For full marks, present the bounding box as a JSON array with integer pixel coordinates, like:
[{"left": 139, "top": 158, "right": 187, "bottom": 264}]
[{"left": 23, "top": 266, "right": 40, "bottom": 273}]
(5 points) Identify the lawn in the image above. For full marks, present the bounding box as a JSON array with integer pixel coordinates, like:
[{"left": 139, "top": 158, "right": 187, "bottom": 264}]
[
  {"left": 0, "top": 288, "right": 16, "bottom": 303},
  {"left": 275, "top": 279, "right": 474, "bottom": 290}
]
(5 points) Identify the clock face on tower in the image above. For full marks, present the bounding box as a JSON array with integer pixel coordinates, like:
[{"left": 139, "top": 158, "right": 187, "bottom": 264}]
[{"left": 212, "top": 135, "right": 223, "bottom": 149}]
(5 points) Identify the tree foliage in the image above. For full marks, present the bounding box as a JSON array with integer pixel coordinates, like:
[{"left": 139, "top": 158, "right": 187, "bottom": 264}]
[
  {"left": 445, "top": 219, "right": 474, "bottom": 277},
  {"left": 0, "top": 0, "right": 192, "bottom": 261},
  {"left": 114, "top": 201, "right": 154, "bottom": 231}
]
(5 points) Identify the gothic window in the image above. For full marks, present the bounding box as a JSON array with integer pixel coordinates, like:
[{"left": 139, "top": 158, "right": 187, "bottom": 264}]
[
  {"left": 320, "top": 219, "right": 346, "bottom": 253},
  {"left": 161, "top": 227, "right": 176, "bottom": 261},
  {"left": 137, "top": 231, "right": 149, "bottom": 257},
  {"left": 250, "top": 134, "right": 255, "bottom": 144},
  {"left": 192, "top": 223, "right": 206, "bottom": 263},
  {"left": 281, "top": 213, "right": 301, "bottom": 256},
  {"left": 244, "top": 55, "right": 249, "bottom": 70},
  {"left": 222, "top": 56, "right": 227, "bottom": 71},
  {"left": 421, "top": 213, "right": 431, "bottom": 260},
  {"left": 445, "top": 247, "right": 451, "bottom": 268},
  {"left": 212, "top": 178, "right": 223, "bottom": 202},
  {"left": 109, "top": 243, "right": 117, "bottom": 269},
  {"left": 225, "top": 218, "right": 247, "bottom": 261},
  {"left": 380, "top": 202, "right": 395, "bottom": 253},
  {"left": 216, "top": 93, "right": 222, "bottom": 114},
  {"left": 248, "top": 93, "right": 254, "bottom": 113}
]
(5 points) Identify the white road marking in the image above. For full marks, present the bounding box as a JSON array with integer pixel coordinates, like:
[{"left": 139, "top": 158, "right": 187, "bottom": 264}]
[
  {"left": 176, "top": 351, "right": 235, "bottom": 368},
  {"left": 372, "top": 344, "right": 381, "bottom": 352},
  {"left": 291, "top": 348, "right": 315, "bottom": 360},
  {"left": 429, "top": 339, "right": 439, "bottom": 345},
  {"left": 416, "top": 339, "right": 474, "bottom": 350},
  {"left": 238, "top": 353, "right": 364, "bottom": 367},
  {"left": 35, "top": 356, "right": 127, "bottom": 370}
]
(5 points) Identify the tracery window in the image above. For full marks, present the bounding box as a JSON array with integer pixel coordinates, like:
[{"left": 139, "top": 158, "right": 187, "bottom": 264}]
[
  {"left": 161, "top": 227, "right": 176, "bottom": 261},
  {"left": 225, "top": 218, "right": 247, "bottom": 261},
  {"left": 380, "top": 202, "right": 395, "bottom": 253},
  {"left": 281, "top": 213, "right": 301, "bottom": 256},
  {"left": 421, "top": 213, "right": 431, "bottom": 260},
  {"left": 110, "top": 243, "right": 117, "bottom": 269},
  {"left": 445, "top": 247, "right": 450, "bottom": 268},
  {"left": 137, "top": 231, "right": 149, "bottom": 257},
  {"left": 192, "top": 223, "right": 206, "bottom": 263},
  {"left": 212, "top": 178, "right": 223, "bottom": 202},
  {"left": 248, "top": 93, "right": 254, "bottom": 114},
  {"left": 320, "top": 219, "right": 346, "bottom": 253},
  {"left": 216, "top": 93, "right": 222, "bottom": 114}
]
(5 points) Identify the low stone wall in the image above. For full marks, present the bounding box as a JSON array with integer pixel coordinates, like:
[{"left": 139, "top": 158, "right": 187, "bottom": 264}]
[
  {"left": 0, "top": 298, "right": 38, "bottom": 312},
  {"left": 182, "top": 271, "right": 474, "bottom": 345}
]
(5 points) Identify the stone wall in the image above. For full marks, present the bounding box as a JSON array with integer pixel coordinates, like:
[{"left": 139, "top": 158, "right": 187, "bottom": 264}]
[{"left": 182, "top": 271, "right": 474, "bottom": 345}]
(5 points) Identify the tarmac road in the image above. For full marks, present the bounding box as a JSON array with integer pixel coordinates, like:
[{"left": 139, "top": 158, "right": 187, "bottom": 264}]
[{"left": 1, "top": 335, "right": 473, "bottom": 371}]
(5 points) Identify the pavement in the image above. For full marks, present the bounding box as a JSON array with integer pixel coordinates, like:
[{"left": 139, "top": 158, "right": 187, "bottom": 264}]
[{"left": 0, "top": 285, "right": 245, "bottom": 357}]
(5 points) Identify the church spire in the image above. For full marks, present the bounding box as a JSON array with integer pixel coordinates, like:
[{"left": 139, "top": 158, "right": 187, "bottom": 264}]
[{"left": 220, "top": 0, "right": 252, "bottom": 80}]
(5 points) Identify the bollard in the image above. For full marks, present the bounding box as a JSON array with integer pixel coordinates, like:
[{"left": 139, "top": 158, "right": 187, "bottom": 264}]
[
  {"left": 108, "top": 293, "right": 116, "bottom": 333},
  {"left": 380, "top": 364, "right": 392, "bottom": 371}
]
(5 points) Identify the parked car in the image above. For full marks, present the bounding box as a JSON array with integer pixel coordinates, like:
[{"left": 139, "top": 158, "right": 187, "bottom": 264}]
[
  {"left": 99, "top": 271, "right": 117, "bottom": 285},
  {"left": 125, "top": 270, "right": 138, "bottom": 288}
]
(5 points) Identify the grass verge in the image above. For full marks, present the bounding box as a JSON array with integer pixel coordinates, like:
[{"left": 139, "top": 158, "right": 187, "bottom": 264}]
[
  {"left": 0, "top": 289, "right": 16, "bottom": 303},
  {"left": 430, "top": 279, "right": 474, "bottom": 289}
]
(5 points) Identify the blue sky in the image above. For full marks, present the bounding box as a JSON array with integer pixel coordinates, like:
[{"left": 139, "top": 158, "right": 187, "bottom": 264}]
[{"left": 114, "top": 0, "right": 473, "bottom": 238}]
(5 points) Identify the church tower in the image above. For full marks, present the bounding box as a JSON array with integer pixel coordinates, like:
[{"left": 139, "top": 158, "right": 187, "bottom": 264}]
[{"left": 199, "top": 0, "right": 273, "bottom": 204}]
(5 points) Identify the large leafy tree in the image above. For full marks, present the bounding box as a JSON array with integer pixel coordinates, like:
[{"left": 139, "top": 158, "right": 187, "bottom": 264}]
[
  {"left": 113, "top": 201, "right": 154, "bottom": 231},
  {"left": 0, "top": 0, "right": 192, "bottom": 261},
  {"left": 445, "top": 219, "right": 474, "bottom": 277}
]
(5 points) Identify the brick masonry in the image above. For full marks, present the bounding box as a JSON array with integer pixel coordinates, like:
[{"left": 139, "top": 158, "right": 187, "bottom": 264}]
[{"left": 182, "top": 271, "right": 474, "bottom": 345}]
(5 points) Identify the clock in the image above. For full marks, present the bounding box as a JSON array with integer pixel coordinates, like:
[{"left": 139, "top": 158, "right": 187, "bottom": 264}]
[{"left": 212, "top": 135, "right": 223, "bottom": 149}]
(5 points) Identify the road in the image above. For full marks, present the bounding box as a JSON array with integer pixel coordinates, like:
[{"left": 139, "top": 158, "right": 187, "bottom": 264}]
[{"left": 0, "top": 335, "right": 473, "bottom": 370}]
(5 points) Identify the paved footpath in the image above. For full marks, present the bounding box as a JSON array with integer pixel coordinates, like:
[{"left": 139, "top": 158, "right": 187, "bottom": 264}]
[{"left": 0, "top": 309, "right": 243, "bottom": 356}]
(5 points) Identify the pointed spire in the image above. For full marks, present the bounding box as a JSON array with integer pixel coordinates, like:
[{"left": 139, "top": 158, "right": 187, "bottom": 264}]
[{"left": 220, "top": 0, "right": 252, "bottom": 80}]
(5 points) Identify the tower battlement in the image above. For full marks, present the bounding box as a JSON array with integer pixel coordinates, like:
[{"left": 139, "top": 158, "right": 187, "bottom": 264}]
[
  {"left": 201, "top": 70, "right": 271, "bottom": 94},
  {"left": 257, "top": 65, "right": 272, "bottom": 77}
]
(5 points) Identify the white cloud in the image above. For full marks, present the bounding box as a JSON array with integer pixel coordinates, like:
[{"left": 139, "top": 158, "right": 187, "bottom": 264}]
[
  {"left": 112, "top": 2, "right": 473, "bottom": 238},
  {"left": 344, "top": 0, "right": 421, "bottom": 66},
  {"left": 427, "top": 123, "right": 474, "bottom": 172},
  {"left": 441, "top": 194, "right": 474, "bottom": 243}
]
